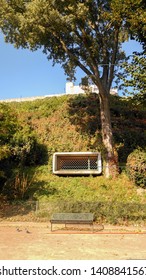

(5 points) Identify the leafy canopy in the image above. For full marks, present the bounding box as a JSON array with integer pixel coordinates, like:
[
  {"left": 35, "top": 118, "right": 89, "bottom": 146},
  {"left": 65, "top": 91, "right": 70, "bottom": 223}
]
[
  {"left": 120, "top": 53, "right": 146, "bottom": 98},
  {"left": 0, "top": 0, "right": 145, "bottom": 92}
]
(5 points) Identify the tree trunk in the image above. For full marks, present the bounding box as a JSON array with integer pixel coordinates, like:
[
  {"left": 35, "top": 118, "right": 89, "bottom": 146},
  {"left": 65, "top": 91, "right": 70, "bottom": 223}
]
[{"left": 99, "top": 92, "right": 119, "bottom": 178}]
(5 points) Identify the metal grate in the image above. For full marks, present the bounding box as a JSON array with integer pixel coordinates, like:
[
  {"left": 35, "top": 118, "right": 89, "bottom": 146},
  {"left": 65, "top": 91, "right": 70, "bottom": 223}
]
[
  {"left": 58, "top": 156, "right": 98, "bottom": 170},
  {"left": 90, "top": 158, "right": 98, "bottom": 169}
]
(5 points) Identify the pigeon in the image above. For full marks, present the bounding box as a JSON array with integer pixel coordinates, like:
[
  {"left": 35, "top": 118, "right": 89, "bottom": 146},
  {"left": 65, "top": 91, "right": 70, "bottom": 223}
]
[
  {"left": 16, "top": 227, "right": 22, "bottom": 232},
  {"left": 25, "top": 228, "right": 31, "bottom": 234}
]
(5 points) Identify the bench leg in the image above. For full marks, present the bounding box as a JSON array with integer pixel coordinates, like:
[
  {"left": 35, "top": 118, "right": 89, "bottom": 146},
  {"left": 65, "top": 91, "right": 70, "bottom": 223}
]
[{"left": 90, "top": 223, "right": 94, "bottom": 232}]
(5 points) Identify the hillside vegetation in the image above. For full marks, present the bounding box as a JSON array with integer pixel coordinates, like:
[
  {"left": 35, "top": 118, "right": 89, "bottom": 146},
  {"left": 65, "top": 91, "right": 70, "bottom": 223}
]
[
  {"left": 0, "top": 94, "right": 146, "bottom": 223},
  {"left": 8, "top": 94, "right": 146, "bottom": 158}
]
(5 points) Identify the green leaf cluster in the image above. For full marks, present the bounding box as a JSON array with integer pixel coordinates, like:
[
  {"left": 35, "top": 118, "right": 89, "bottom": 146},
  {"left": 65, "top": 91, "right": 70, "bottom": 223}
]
[
  {"left": 118, "top": 53, "right": 146, "bottom": 103},
  {"left": 0, "top": 102, "right": 48, "bottom": 193},
  {"left": 126, "top": 148, "right": 146, "bottom": 188}
]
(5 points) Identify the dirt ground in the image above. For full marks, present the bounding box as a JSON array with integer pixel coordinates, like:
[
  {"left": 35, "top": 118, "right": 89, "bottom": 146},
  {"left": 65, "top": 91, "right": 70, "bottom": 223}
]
[{"left": 0, "top": 222, "right": 146, "bottom": 260}]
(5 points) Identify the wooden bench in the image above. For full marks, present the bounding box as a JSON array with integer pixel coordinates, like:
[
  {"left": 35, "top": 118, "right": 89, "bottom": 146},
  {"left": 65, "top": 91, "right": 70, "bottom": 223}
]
[{"left": 50, "top": 213, "right": 94, "bottom": 231}]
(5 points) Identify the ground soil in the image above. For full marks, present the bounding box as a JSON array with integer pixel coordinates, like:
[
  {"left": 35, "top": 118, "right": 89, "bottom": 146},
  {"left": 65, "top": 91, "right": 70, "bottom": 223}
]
[{"left": 0, "top": 222, "right": 146, "bottom": 260}]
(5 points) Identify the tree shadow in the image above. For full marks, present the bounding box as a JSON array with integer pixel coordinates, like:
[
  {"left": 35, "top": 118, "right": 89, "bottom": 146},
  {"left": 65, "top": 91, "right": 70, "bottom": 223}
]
[
  {"left": 67, "top": 93, "right": 101, "bottom": 136},
  {"left": 30, "top": 180, "right": 58, "bottom": 197},
  {"left": 111, "top": 97, "right": 146, "bottom": 162},
  {"left": 67, "top": 94, "right": 146, "bottom": 163},
  {"left": 0, "top": 181, "right": 58, "bottom": 219},
  {"left": 0, "top": 198, "right": 36, "bottom": 219}
]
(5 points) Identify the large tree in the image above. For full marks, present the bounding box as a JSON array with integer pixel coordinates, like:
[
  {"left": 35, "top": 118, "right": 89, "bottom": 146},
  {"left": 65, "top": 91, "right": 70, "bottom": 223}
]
[{"left": 0, "top": 0, "right": 145, "bottom": 177}]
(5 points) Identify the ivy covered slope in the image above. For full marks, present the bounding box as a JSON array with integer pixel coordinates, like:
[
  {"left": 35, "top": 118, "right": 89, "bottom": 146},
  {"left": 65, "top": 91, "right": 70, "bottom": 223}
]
[
  {"left": 13, "top": 94, "right": 146, "bottom": 156},
  {"left": 1, "top": 93, "right": 146, "bottom": 170},
  {"left": 0, "top": 94, "right": 146, "bottom": 223}
]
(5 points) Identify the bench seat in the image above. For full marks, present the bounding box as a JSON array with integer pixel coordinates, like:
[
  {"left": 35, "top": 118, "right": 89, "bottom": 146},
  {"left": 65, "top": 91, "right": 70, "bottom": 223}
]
[{"left": 50, "top": 213, "right": 94, "bottom": 231}]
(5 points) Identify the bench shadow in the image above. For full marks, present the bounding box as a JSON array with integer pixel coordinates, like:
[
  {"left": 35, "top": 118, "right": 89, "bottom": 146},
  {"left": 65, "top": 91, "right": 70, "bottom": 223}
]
[{"left": 50, "top": 223, "right": 104, "bottom": 233}]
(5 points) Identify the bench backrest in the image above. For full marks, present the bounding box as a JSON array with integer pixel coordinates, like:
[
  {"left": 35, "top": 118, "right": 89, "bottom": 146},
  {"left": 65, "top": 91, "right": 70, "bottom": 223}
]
[{"left": 51, "top": 213, "right": 93, "bottom": 221}]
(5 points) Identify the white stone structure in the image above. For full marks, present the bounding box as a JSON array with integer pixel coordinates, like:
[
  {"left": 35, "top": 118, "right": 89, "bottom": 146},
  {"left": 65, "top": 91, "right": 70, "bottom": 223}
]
[
  {"left": 53, "top": 152, "right": 102, "bottom": 175},
  {"left": 0, "top": 82, "right": 118, "bottom": 103},
  {"left": 66, "top": 82, "right": 118, "bottom": 95}
]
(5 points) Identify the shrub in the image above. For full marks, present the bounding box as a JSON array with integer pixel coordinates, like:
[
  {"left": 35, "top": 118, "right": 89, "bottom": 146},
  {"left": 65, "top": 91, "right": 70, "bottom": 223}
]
[
  {"left": 126, "top": 148, "right": 146, "bottom": 188},
  {"left": 2, "top": 169, "right": 36, "bottom": 200}
]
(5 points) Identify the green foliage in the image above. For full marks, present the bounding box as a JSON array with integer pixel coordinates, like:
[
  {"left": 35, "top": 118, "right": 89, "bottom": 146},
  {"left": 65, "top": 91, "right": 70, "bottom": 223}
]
[
  {"left": 0, "top": 102, "right": 48, "bottom": 191},
  {"left": 126, "top": 148, "right": 146, "bottom": 188},
  {"left": 0, "top": 145, "right": 11, "bottom": 161},
  {"left": 109, "top": 96, "right": 146, "bottom": 162},
  {"left": 118, "top": 52, "right": 146, "bottom": 103},
  {"left": 68, "top": 93, "right": 101, "bottom": 135},
  {"left": 0, "top": 93, "right": 146, "bottom": 223},
  {"left": 0, "top": 103, "right": 18, "bottom": 146},
  {"left": 0, "top": 103, "right": 18, "bottom": 185},
  {"left": 31, "top": 167, "right": 146, "bottom": 224},
  {"left": 1, "top": 164, "right": 146, "bottom": 223},
  {"left": 2, "top": 94, "right": 145, "bottom": 166},
  {"left": 1, "top": 0, "right": 144, "bottom": 176},
  {"left": 2, "top": 168, "right": 36, "bottom": 200},
  {"left": 11, "top": 125, "right": 48, "bottom": 166},
  {"left": 0, "top": 0, "right": 144, "bottom": 86},
  {"left": 11, "top": 95, "right": 68, "bottom": 118}
]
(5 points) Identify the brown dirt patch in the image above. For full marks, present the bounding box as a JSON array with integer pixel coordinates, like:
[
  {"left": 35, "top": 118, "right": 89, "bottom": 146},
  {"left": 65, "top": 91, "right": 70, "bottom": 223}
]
[{"left": 0, "top": 222, "right": 146, "bottom": 260}]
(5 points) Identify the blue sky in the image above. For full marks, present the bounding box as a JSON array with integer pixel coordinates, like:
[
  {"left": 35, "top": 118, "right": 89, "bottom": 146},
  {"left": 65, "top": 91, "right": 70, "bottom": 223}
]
[{"left": 0, "top": 33, "right": 142, "bottom": 100}]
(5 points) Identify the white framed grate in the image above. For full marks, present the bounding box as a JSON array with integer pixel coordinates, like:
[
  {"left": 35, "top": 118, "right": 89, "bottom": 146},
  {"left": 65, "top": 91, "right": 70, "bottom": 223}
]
[{"left": 53, "top": 152, "right": 102, "bottom": 175}]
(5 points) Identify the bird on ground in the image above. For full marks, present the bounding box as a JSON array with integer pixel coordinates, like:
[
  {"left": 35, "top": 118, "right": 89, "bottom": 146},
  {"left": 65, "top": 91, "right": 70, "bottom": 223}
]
[
  {"left": 25, "top": 228, "right": 31, "bottom": 234},
  {"left": 16, "top": 227, "right": 22, "bottom": 232}
]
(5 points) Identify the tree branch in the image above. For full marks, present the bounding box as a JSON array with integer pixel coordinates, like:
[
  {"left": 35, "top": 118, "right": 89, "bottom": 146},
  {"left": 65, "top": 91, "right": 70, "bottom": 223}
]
[
  {"left": 59, "top": 37, "right": 93, "bottom": 77},
  {"left": 107, "top": 28, "right": 119, "bottom": 91}
]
